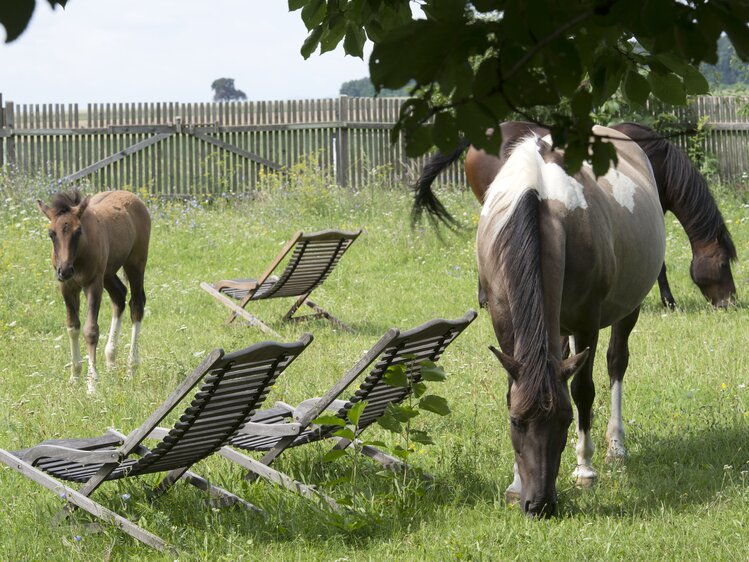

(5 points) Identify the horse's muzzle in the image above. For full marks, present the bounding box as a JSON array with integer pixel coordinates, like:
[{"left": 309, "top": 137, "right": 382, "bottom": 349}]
[
  {"left": 56, "top": 265, "right": 74, "bottom": 281},
  {"left": 524, "top": 499, "right": 557, "bottom": 519}
]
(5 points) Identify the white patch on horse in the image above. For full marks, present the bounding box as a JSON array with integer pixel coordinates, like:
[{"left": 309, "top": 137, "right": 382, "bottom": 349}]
[
  {"left": 539, "top": 162, "right": 588, "bottom": 210},
  {"left": 572, "top": 427, "right": 597, "bottom": 486},
  {"left": 127, "top": 321, "right": 142, "bottom": 378},
  {"left": 606, "top": 380, "right": 627, "bottom": 460},
  {"left": 604, "top": 168, "right": 638, "bottom": 212},
  {"left": 505, "top": 462, "right": 522, "bottom": 504},
  {"left": 105, "top": 314, "right": 122, "bottom": 369}
]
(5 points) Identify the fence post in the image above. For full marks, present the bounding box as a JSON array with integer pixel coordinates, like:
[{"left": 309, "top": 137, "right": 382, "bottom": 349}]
[
  {"left": 336, "top": 95, "right": 349, "bottom": 187},
  {"left": 0, "top": 93, "right": 4, "bottom": 167},
  {"left": 5, "top": 100, "right": 14, "bottom": 169}
]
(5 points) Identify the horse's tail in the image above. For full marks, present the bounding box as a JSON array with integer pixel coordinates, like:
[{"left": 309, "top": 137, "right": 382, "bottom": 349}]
[{"left": 411, "top": 137, "right": 471, "bottom": 228}]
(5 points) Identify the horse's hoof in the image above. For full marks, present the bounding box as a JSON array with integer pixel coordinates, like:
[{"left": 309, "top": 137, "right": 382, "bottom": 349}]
[
  {"left": 86, "top": 382, "right": 97, "bottom": 395},
  {"left": 572, "top": 465, "right": 598, "bottom": 488}
]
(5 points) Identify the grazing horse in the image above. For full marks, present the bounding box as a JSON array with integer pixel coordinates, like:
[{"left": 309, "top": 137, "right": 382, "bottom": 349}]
[
  {"left": 414, "top": 121, "right": 738, "bottom": 308},
  {"left": 611, "top": 123, "right": 737, "bottom": 308},
  {"left": 37, "top": 190, "right": 151, "bottom": 394},
  {"left": 476, "top": 127, "right": 665, "bottom": 517}
]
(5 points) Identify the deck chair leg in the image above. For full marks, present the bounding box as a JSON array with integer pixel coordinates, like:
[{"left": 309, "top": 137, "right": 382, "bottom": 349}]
[
  {"left": 218, "top": 446, "right": 341, "bottom": 512},
  {"left": 0, "top": 450, "right": 169, "bottom": 552},
  {"left": 181, "top": 470, "right": 265, "bottom": 514},
  {"left": 283, "top": 294, "right": 353, "bottom": 333},
  {"left": 333, "top": 438, "right": 433, "bottom": 479},
  {"left": 199, "top": 282, "right": 280, "bottom": 337}
]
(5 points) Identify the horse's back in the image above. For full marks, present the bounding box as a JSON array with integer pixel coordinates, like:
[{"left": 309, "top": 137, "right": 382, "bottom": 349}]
[
  {"left": 89, "top": 191, "right": 151, "bottom": 267},
  {"left": 559, "top": 127, "right": 665, "bottom": 326}
]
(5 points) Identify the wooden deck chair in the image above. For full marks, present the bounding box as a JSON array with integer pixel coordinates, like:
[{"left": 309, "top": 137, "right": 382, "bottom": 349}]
[
  {"left": 201, "top": 229, "right": 362, "bottom": 336},
  {"left": 0, "top": 335, "right": 313, "bottom": 552},
  {"left": 217, "top": 311, "right": 477, "bottom": 506}
]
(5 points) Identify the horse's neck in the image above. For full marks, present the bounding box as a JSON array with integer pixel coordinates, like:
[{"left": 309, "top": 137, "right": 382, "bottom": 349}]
[{"left": 654, "top": 146, "right": 726, "bottom": 248}]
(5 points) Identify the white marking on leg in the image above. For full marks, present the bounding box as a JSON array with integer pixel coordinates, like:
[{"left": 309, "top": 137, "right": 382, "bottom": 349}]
[
  {"left": 86, "top": 347, "right": 98, "bottom": 395},
  {"left": 104, "top": 314, "right": 122, "bottom": 369},
  {"left": 127, "top": 321, "right": 141, "bottom": 378},
  {"left": 606, "top": 380, "right": 627, "bottom": 460},
  {"left": 569, "top": 335, "right": 576, "bottom": 355},
  {"left": 572, "top": 427, "right": 597, "bottom": 487},
  {"left": 603, "top": 168, "right": 637, "bottom": 212},
  {"left": 67, "top": 327, "right": 82, "bottom": 380},
  {"left": 505, "top": 462, "right": 522, "bottom": 504}
]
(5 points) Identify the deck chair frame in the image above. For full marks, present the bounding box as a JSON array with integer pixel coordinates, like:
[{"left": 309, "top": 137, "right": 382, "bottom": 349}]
[
  {"left": 0, "top": 335, "right": 313, "bottom": 551},
  {"left": 219, "top": 311, "right": 477, "bottom": 506},
  {"left": 201, "top": 229, "right": 362, "bottom": 337}
]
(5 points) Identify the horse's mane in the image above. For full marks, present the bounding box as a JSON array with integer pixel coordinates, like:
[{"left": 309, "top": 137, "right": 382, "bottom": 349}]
[
  {"left": 483, "top": 137, "right": 559, "bottom": 419},
  {"left": 49, "top": 189, "right": 84, "bottom": 216},
  {"left": 624, "top": 123, "right": 737, "bottom": 261}
]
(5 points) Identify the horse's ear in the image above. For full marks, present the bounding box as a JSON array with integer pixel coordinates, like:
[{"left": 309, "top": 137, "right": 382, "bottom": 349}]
[
  {"left": 37, "top": 199, "right": 54, "bottom": 220},
  {"left": 73, "top": 196, "right": 90, "bottom": 218},
  {"left": 489, "top": 345, "right": 521, "bottom": 381},
  {"left": 560, "top": 347, "right": 590, "bottom": 382}
]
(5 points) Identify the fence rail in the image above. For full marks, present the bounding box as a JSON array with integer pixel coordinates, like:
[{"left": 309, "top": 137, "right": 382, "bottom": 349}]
[{"left": 1, "top": 94, "right": 748, "bottom": 196}]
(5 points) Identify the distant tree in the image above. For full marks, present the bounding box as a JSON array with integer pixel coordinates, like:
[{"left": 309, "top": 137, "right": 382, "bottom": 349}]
[
  {"left": 701, "top": 36, "right": 749, "bottom": 89},
  {"left": 340, "top": 77, "right": 412, "bottom": 97},
  {"left": 211, "top": 78, "right": 247, "bottom": 102}
]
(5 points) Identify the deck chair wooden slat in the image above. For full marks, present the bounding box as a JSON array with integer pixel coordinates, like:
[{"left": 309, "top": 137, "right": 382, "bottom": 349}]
[
  {"left": 201, "top": 229, "right": 362, "bottom": 336},
  {"left": 0, "top": 335, "right": 313, "bottom": 551},
  {"left": 217, "top": 311, "right": 477, "bottom": 506}
]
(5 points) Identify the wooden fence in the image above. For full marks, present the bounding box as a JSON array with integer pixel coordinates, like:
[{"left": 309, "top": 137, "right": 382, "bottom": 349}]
[{"left": 0, "top": 94, "right": 748, "bottom": 196}]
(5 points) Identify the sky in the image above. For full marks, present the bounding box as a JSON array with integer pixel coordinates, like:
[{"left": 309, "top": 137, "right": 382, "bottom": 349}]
[{"left": 0, "top": 1, "right": 373, "bottom": 105}]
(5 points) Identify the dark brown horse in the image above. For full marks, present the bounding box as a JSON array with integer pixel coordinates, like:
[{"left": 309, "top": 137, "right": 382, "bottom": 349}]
[
  {"left": 414, "top": 121, "right": 737, "bottom": 308},
  {"left": 477, "top": 126, "right": 665, "bottom": 517},
  {"left": 38, "top": 190, "right": 151, "bottom": 394}
]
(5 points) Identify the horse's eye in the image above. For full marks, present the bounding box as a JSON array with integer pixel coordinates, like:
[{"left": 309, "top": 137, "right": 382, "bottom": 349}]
[{"left": 510, "top": 417, "right": 525, "bottom": 430}]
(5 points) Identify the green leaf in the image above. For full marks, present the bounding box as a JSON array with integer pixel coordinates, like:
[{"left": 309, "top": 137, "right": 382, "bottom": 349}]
[
  {"left": 301, "top": 0, "right": 326, "bottom": 29},
  {"left": 420, "top": 360, "right": 447, "bottom": 382},
  {"left": 313, "top": 414, "right": 345, "bottom": 427},
  {"left": 347, "top": 400, "right": 367, "bottom": 426},
  {"left": 647, "top": 71, "right": 686, "bottom": 106},
  {"left": 1, "top": 0, "right": 34, "bottom": 43},
  {"left": 622, "top": 70, "right": 650, "bottom": 106},
  {"left": 300, "top": 25, "right": 324, "bottom": 59},
  {"left": 332, "top": 427, "right": 356, "bottom": 441},
  {"left": 419, "top": 395, "right": 451, "bottom": 416},
  {"left": 412, "top": 381, "right": 427, "bottom": 398},
  {"left": 681, "top": 65, "right": 710, "bottom": 95},
  {"left": 432, "top": 112, "right": 459, "bottom": 154},
  {"left": 383, "top": 364, "right": 408, "bottom": 388},
  {"left": 320, "top": 21, "right": 347, "bottom": 54},
  {"left": 322, "top": 449, "right": 347, "bottom": 463},
  {"left": 388, "top": 403, "right": 419, "bottom": 423},
  {"left": 343, "top": 22, "right": 366, "bottom": 58},
  {"left": 288, "top": 0, "right": 306, "bottom": 11},
  {"left": 410, "top": 430, "right": 435, "bottom": 445},
  {"left": 377, "top": 412, "right": 403, "bottom": 433}
]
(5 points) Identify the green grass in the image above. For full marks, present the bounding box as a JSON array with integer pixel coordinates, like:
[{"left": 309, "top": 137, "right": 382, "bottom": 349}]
[{"left": 0, "top": 174, "right": 747, "bottom": 561}]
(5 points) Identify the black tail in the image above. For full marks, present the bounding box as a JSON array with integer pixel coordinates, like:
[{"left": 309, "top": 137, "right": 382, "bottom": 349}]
[{"left": 411, "top": 137, "right": 471, "bottom": 229}]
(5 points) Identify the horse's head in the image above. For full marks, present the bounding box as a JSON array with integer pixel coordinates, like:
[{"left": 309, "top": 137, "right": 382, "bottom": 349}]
[
  {"left": 37, "top": 191, "right": 90, "bottom": 282},
  {"left": 690, "top": 229, "right": 737, "bottom": 308},
  {"left": 490, "top": 345, "right": 589, "bottom": 518}
]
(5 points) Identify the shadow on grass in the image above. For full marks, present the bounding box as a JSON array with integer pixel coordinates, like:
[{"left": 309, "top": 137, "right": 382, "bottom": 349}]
[{"left": 561, "top": 423, "right": 749, "bottom": 518}]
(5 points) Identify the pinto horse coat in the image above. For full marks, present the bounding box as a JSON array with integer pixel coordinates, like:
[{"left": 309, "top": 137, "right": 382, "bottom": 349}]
[
  {"left": 476, "top": 127, "right": 665, "bottom": 516},
  {"left": 38, "top": 190, "right": 151, "bottom": 394}
]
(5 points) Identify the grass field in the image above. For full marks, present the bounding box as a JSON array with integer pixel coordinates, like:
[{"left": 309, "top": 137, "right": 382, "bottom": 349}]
[{"left": 0, "top": 170, "right": 747, "bottom": 561}]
